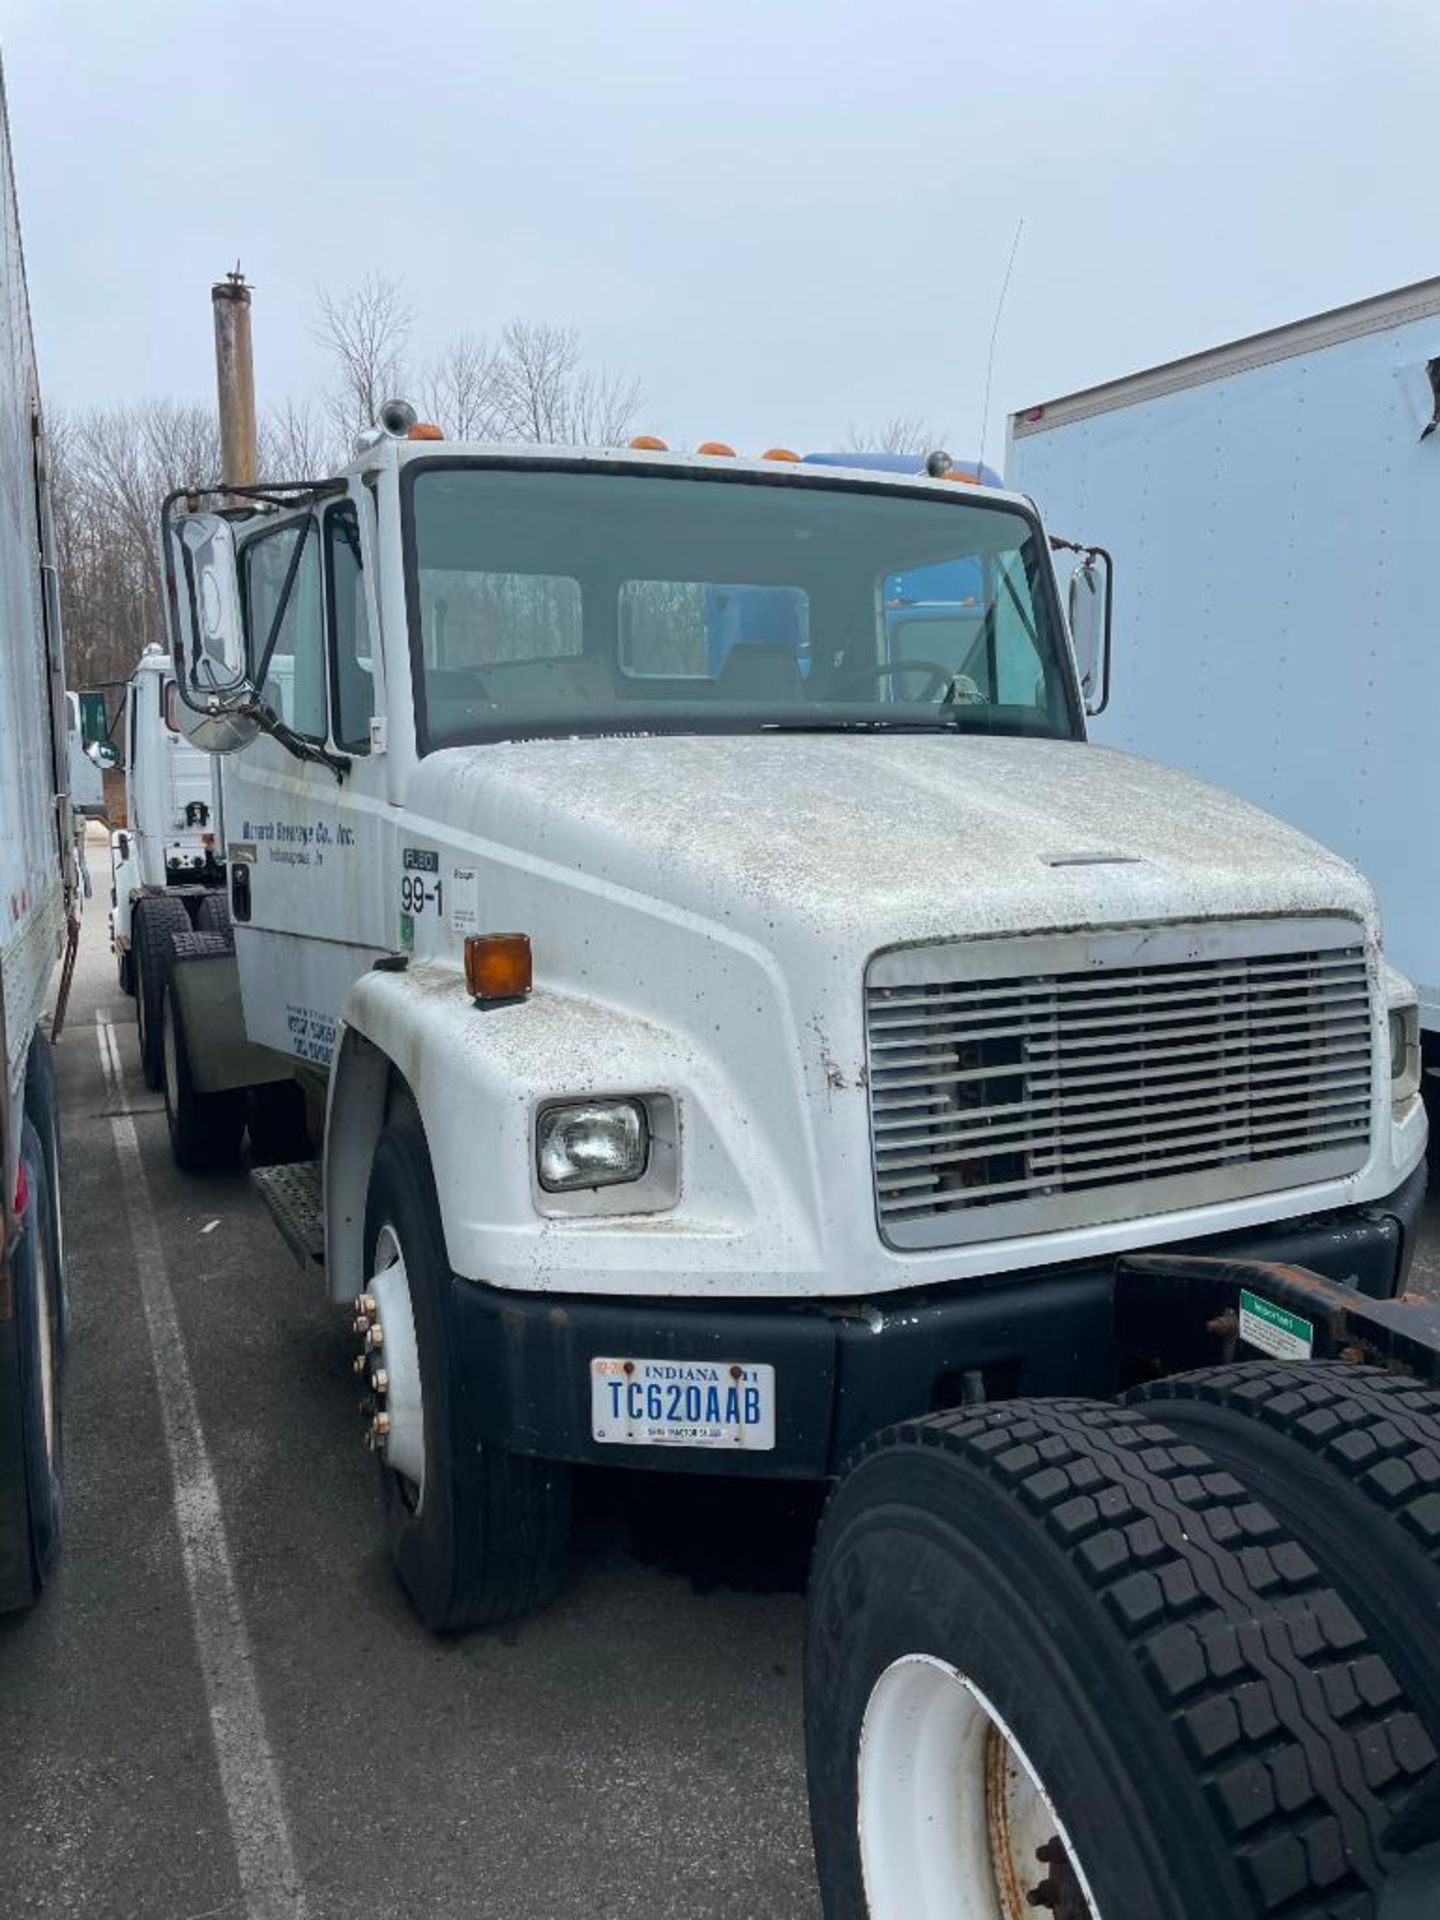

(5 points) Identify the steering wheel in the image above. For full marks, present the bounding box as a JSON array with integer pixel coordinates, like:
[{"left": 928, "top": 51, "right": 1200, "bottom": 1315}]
[{"left": 836, "top": 658, "right": 958, "bottom": 703}]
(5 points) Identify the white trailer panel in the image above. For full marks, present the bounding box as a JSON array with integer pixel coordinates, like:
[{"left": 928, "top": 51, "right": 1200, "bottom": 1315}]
[
  {"left": 0, "top": 60, "right": 67, "bottom": 1124},
  {"left": 1009, "top": 278, "right": 1440, "bottom": 1027}
]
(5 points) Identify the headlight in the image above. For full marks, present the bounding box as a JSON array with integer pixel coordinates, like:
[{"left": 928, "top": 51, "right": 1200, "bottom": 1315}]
[
  {"left": 537, "top": 1100, "right": 649, "bottom": 1191},
  {"left": 1389, "top": 1002, "right": 1421, "bottom": 1104}
]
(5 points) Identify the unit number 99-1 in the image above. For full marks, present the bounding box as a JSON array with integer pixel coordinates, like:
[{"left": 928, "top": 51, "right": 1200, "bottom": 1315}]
[{"left": 400, "top": 873, "right": 442, "bottom": 915}]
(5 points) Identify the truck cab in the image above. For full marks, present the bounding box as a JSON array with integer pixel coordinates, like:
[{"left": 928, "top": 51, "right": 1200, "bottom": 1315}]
[
  {"left": 109, "top": 644, "right": 227, "bottom": 1081},
  {"left": 160, "top": 429, "right": 1428, "bottom": 1631}
]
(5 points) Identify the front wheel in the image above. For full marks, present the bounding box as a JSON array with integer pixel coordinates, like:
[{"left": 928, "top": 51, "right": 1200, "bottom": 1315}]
[
  {"left": 360, "top": 1116, "right": 571, "bottom": 1632},
  {"left": 805, "top": 1400, "right": 1434, "bottom": 1920}
]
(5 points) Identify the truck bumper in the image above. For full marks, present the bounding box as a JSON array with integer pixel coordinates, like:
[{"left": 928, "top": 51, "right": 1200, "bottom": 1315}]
[{"left": 451, "top": 1163, "right": 1430, "bottom": 1480}]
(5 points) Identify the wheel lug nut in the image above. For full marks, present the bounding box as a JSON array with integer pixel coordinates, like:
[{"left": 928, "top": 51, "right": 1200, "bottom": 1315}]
[
  {"left": 365, "top": 1326, "right": 384, "bottom": 1351},
  {"left": 352, "top": 1353, "right": 367, "bottom": 1376},
  {"left": 352, "top": 1315, "right": 371, "bottom": 1337},
  {"left": 353, "top": 1293, "right": 377, "bottom": 1317},
  {"left": 371, "top": 1368, "right": 389, "bottom": 1394},
  {"left": 372, "top": 1411, "right": 390, "bottom": 1439}
]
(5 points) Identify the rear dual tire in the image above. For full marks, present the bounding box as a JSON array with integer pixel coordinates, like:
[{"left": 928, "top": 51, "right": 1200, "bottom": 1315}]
[
  {"left": 805, "top": 1399, "right": 1435, "bottom": 1920},
  {"left": 0, "top": 1120, "right": 63, "bottom": 1613},
  {"left": 1132, "top": 1362, "right": 1440, "bottom": 1886},
  {"left": 133, "top": 895, "right": 192, "bottom": 1090}
]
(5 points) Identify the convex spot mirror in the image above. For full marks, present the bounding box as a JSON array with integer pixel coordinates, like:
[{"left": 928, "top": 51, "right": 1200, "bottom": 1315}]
[
  {"left": 168, "top": 513, "right": 260, "bottom": 753},
  {"left": 1066, "top": 549, "right": 1113, "bottom": 717}
]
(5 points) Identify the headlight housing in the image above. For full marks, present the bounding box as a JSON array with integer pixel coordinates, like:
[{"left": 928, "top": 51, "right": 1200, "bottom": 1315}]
[
  {"left": 537, "top": 1099, "right": 650, "bottom": 1192},
  {"left": 1387, "top": 988, "right": 1421, "bottom": 1106}
]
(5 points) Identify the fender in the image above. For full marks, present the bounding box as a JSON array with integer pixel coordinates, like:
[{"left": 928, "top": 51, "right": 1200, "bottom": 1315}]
[
  {"left": 324, "top": 960, "right": 826, "bottom": 1307},
  {"left": 109, "top": 831, "right": 140, "bottom": 951}
]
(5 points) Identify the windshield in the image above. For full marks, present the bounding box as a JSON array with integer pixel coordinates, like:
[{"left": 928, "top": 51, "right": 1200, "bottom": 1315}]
[{"left": 402, "top": 464, "right": 1080, "bottom": 751}]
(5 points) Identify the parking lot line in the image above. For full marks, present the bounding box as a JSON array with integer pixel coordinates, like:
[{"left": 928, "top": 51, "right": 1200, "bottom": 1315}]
[{"left": 96, "top": 1011, "right": 306, "bottom": 1920}]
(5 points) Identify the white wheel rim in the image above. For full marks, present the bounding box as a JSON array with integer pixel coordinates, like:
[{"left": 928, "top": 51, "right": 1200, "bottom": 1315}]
[
  {"left": 368, "top": 1225, "right": 425, "bottom": 1505},
  {"left": 857, "top": 1653, "right": 1101, "bottom": 1920}
]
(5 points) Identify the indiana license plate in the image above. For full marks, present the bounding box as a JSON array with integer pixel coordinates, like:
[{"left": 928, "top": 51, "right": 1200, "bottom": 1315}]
[{"left": 590, "top": 1357, "right": 776, "bottom": 1450}]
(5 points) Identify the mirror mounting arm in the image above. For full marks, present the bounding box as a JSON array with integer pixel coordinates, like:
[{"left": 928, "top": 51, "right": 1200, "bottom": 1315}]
[
  {"left": 160, "top": 477, "right": 346, "bottom": 719},
  {"left": 251, "top": 701, "right": 351, "bottom": 784}
]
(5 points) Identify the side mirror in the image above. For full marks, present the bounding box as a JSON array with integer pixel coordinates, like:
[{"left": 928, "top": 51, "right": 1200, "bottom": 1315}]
[
  {"left": 88, "top": 742, "right": 117, "bottom": 771},
  {"left": 165, "top": 510, "right": 260, "bottom": 754},
  {"left": 1066, "top": 548, "right": 1113, "bottom": 716}
]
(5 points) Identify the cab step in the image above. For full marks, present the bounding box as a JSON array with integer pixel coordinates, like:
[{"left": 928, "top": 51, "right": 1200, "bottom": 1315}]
[{"left": 250, "top": 1161, "right": 325, "bottom": 1270}]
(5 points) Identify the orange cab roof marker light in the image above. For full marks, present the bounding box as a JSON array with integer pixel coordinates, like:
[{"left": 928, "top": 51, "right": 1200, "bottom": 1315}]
[
  {"left": 761, "top": 448, "right": 801, "bottom": 462},
  {"left": 695, "top": 441, "right": 736, "bottom": 457},
  {"left": 407, "top": 423, "right": 445, "bottom": 441},
  {"left": 629, "top": 434, "right": 669, "bottom": 451}
]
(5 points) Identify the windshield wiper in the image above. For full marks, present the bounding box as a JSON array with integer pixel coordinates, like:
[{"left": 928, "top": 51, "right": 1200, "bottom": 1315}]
[{"left": 758, "top": 717, "right": 967, "bottom": 734}]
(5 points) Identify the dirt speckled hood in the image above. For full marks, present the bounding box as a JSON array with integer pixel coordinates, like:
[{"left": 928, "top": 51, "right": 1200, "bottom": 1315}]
[{"left": 412, "top": 732, "right": 1378, "bottom": 952}]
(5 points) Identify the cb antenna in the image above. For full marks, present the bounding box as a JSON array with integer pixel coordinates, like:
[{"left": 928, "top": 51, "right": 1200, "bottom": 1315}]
[{"left": 975, "top": 217, "right": 1024, "bottom": 483}]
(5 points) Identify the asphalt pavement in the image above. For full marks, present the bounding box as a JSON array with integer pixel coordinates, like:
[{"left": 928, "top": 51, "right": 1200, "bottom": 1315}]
[{"left": 1, "top": 885, "right": 1436, "bottom": 1920}]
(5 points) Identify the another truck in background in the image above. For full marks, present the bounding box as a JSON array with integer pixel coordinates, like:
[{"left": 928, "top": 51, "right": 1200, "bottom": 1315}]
[
  {"left": 1007, "top": 276, "right": 1440, "bottom": 1096},
  {"left": 0, "top": 58, "right": 74, "bottom": 1612},
  {"left": 109, "top": 644, "right": 227, "bottom": 1087}
]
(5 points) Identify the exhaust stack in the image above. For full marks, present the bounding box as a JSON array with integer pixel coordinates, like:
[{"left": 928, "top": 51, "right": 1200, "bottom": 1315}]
[{"left": 211, "top": 267, "right": 257, "bottom": 489}]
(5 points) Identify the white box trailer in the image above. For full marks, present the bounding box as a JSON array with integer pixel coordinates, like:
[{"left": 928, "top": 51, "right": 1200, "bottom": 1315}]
[
  {"left": 1007, "top": 277, "right": 1440, "bottom": 1065},
  {"left": 0, "top": 56, "right": 73, "bottom": 1611}
]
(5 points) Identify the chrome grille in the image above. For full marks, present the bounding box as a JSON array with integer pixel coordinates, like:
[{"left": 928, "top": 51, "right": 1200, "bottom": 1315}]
[{"left": 866, "top": 921, "right": 1374, "bottom": 1249}]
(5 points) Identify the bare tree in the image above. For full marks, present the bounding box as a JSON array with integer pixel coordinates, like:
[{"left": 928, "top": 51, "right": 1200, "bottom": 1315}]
[
  {"left": 419, "top": 333, "right": 503, "bottom": 441},
  {"left": 313, "top": 273, "right": 412, "bottom": 445},
  {"left": 845, "top": 413, "right": 950, "bottom": 455},
  {"left": 54, "top": 284, "right": 647, "bottom": 701},
  {"left": 489, "top": 320, "right": 642, "bottom": 445},
  {"left": 261, "top": 397, "right": 340, "bottom": 481}
]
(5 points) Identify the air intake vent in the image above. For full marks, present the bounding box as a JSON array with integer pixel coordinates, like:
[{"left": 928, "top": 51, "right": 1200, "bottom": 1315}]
[{"left": 866, "top": 920, "right": 1373, "bottom": 1250}]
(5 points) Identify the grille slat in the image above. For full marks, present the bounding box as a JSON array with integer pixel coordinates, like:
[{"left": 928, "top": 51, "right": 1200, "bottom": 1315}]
[
  {"left": 873, "top": 1074, "right": 1373, "bottom": 1163},
  {"left": 876, "top": 1095, "right": 1372, "bottom": 1180},
  {"left": 868, "top": 953, "right": 1363, "bottom": 1021},
  {"left": 866, "top": 927, "right": 1374, "bottom": 1247},
  {"left": 869, "top": 973, "right": 1366, "bottom": 1036},
  {"left": 874, "top": 1054, "right": 1371, "bottom": 1138},
  {"left": 870, "top": 996, "right": 1370, "bottom": 1055}
]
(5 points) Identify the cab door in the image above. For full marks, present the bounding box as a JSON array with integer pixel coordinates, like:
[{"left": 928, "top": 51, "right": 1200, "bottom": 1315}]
[{"left": 224, "top": 492, "right": 392, "bottom": 1072}]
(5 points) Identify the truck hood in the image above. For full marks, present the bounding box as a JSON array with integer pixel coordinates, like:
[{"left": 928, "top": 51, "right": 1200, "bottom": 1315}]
[{"left": 414, "top": 732, "right": 1377, "bottom": 952}]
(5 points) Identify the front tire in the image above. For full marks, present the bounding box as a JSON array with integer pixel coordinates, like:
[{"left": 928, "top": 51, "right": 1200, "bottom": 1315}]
[
  {"left": 805, "top": 1400, "right": 1434, "bottom": 1920},
  {"left": 362, "top": 1117, "right": 571, "bottom": 1632}
]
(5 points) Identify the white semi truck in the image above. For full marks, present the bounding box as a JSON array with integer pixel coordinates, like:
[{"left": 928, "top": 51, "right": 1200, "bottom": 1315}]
[
  {"left": 157, "top": 389, "right": 1440, "bottom": 1910},
  {"left": 108, "top": 643, "right": 227, "bottom": 1086},
  {"left": 0, "top": 59, "right": 73, "bottom": 1612},
  {"left": 1007, "top": 276, "right": 1440, "bottom": 1089}
]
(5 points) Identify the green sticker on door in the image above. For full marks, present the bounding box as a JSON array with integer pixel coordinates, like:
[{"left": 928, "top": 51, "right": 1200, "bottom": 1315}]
[{"left": 1238, "top": 1290, "right": 1314, "bottom": 1362}]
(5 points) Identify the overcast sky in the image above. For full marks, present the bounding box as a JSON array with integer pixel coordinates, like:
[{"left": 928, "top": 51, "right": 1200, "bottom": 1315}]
[{"left": 5, "top": 0, "right": 1438, "bottom": 462}]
